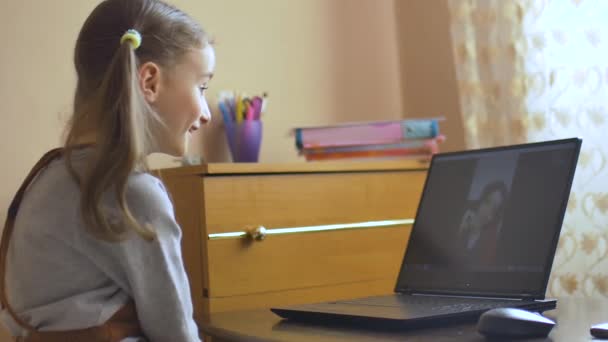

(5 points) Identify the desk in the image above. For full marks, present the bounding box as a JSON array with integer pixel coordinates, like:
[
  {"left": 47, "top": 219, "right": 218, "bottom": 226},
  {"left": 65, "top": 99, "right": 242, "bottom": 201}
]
[{"left": 200, "top": 298, "right": 606, "bottom": 341}]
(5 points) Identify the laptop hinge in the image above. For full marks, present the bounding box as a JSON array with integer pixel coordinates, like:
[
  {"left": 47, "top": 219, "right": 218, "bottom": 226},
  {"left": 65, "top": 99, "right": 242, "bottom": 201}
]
[
  {"left": 408, "top": 292, "right": 536, "bottom": 301},
  {"left": 518, "top": 294, "right": 540, "bottom": 301}
]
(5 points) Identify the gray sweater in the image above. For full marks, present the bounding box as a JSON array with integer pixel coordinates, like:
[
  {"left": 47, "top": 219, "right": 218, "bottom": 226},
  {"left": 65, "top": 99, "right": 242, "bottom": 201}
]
[{"left": 0, "top": 151, "right": 201, "bottom": 341}]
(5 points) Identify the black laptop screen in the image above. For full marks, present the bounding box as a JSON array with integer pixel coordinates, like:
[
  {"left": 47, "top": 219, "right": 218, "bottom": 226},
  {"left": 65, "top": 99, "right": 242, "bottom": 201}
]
[{"left": 396, "top": 139, "right": 580, "bottom": 298}]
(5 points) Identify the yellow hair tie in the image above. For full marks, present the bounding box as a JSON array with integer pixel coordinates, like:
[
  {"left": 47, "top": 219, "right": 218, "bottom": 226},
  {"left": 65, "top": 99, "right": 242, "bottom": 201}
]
[{"left": 120, "top": 29, "right": 142, "bottom": 50}]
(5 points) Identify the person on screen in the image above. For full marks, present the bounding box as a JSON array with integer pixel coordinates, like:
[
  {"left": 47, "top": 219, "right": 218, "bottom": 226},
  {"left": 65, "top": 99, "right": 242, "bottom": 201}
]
[{"left": 458, "top": 180, "right": 509, "bottom": 266}]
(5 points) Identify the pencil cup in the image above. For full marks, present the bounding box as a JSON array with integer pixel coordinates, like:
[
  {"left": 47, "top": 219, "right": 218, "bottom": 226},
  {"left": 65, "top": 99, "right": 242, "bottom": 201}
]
[{"left": 224, "top": 120, "right": 263, "bottom": 162}]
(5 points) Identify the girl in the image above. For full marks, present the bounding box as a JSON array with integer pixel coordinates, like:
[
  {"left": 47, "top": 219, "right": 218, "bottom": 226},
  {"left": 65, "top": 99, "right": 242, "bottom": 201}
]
[{"left": 0, "top": 0, "right": 214, "bottom": 341}]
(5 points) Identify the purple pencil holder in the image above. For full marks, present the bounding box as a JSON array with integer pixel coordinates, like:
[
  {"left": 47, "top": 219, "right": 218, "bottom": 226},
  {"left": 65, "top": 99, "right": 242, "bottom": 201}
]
[{"left": 224, "top": 120, "right": 263, "bottom": 162}]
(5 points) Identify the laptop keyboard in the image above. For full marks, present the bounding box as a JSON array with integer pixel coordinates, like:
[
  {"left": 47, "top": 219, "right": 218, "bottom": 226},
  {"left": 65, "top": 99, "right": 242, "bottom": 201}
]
[{"left": 336, "top": 295, "right": 521, "bottom": 314}]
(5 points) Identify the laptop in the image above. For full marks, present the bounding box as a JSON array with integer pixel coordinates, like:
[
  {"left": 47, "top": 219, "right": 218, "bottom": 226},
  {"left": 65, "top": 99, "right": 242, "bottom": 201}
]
[{"left": 271, "top": 138, "right": 582, "bottom": 329}]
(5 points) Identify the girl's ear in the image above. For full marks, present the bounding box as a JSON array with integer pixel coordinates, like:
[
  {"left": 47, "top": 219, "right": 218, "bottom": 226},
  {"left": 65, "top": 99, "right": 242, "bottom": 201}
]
[{"left": 139, "top": 62, "right": 162, "bottom": 103}]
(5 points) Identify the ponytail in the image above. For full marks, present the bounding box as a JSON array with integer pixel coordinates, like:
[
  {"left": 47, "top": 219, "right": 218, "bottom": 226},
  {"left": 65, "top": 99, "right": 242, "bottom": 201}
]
[{"left": 66, "top": 34, "right": 155, "bottom": 242}]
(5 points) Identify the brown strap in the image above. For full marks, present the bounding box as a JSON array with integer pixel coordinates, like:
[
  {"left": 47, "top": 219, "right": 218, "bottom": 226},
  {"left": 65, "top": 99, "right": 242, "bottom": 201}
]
[
  {"left": 18, "top": 301, "right": 142, "bottom": 342},
  {"left": 1, "top": 148, "right": 144, "bottom": 341},
  {"left": 0, "top": 148, "right": 64, "bottom": 333}
]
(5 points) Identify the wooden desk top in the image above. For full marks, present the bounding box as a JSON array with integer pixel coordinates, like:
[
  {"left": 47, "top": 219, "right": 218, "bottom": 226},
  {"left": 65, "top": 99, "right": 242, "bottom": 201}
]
[
  {"left": 156, "top": 160, "right": 429, "bottom": 177},
  {"left": 200, "top": 297, "right": 605, "bottom": 341}
]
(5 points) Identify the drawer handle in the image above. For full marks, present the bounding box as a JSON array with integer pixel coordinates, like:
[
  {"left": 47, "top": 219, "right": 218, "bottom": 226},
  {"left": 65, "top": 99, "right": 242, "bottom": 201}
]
[{"left": 208, "top": 219, "right": 414, "bottom": 241}]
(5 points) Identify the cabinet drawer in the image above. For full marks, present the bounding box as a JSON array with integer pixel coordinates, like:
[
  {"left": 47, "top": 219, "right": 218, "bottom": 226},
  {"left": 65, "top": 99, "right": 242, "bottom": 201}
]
[
  {"left": 202, "top": 170, "right": 426, "bottom": 300},
  {"left": 206, "top": 225, "right": 412, "bottom": 298},
  {"left": 202, "top": 171, "right": 426, "bottom": 234}
]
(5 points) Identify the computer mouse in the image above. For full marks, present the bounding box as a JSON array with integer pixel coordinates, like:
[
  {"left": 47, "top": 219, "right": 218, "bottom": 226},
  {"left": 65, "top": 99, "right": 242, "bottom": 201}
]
[
  {"left": 590, "top": 322, "right": 608, "bottom": 339},
  {"left": 477, "top": 307, "right": 555, "bottom": 339}
]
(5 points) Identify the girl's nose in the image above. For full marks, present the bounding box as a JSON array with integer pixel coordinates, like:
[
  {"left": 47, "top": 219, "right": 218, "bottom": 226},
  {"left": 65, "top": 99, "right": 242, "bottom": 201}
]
[{"left": 200, "top": 104, "right": 211, "bottom": 124}]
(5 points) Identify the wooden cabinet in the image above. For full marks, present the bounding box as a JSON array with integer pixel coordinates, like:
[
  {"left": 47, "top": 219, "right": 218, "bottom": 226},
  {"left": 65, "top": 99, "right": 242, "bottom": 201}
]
[{"left": 156, "top": 161, "right": 428, "bottom": 324}]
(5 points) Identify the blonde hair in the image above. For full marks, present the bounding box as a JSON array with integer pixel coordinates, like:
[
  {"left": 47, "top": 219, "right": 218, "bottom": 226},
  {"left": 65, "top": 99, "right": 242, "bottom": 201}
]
[{"left": 64, "top": 0, "right": 209, "bottom": 242}]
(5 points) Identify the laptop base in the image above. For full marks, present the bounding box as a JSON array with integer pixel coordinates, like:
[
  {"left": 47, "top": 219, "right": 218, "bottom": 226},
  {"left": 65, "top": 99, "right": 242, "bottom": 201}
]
[{"left": 271, "top": 295, "right": 557, "bottom": 330}]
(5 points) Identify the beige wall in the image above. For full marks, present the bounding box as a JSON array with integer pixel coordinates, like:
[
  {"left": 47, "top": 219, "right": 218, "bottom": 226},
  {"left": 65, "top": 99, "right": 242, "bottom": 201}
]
[
  {"left": 395, "top": 0, "right": 466, "bottom": 153},
  {"left": 186, "top": 0, "right": 405, "bottom": 165},
  {"left": 0, "top": 0, "right": 405, "bottom": 225}
]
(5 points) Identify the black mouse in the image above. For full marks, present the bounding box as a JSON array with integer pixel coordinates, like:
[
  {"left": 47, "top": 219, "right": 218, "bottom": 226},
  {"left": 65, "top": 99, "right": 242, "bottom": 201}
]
[
  {"left": 477, "top": 307, "right": 555, "bottom": 339},
  {"left": 590, "top": 322, "right": 608, "bottom": 339}
]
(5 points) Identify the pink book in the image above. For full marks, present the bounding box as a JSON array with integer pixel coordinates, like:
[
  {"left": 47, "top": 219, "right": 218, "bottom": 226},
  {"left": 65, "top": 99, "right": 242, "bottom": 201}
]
[{"left": 294, "top": 119, "right": 441, "bottom": 149}]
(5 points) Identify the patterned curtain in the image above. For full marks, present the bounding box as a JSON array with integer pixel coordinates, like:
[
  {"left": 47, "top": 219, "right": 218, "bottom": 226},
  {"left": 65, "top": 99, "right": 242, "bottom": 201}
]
[
  {"left": 448, "top": 0, "right": 608, "bottom": 297},
  {"left": 448, "top": 0, "right": 529, "bottom": 148}
]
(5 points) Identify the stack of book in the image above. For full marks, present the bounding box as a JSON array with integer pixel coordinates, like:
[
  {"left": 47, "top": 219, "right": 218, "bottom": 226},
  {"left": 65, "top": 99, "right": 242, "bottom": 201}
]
[{"left": 294, "top": 118, "right": 445, "bottom": 162}]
